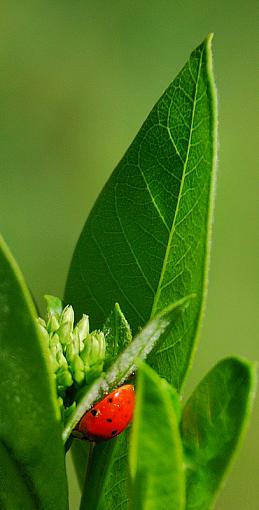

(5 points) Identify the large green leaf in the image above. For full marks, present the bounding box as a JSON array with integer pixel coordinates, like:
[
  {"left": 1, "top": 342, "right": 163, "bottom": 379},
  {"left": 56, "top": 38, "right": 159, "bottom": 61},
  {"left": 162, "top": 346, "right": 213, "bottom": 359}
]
[
  {"left": 181, "top": 357, "right": 257, "bottom": 510},
  {"left": 65, "top": 34, "right": 216, "bottom": 510},
  {"left": 0, "top": 235, "right": 68, "bottom": 509},
  {"left": 129, "top": 363, "right": 185, "bottom": 510},
  {"left": 65, "top": 33, "right": 217, "bottom": 390},
  {"left": 63, "top": 295, "right": 189, "bottom": 443}
]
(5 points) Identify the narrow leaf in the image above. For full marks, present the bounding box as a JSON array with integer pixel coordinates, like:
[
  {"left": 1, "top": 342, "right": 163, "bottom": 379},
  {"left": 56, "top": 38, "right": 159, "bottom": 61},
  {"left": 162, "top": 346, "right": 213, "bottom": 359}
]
[
  {"left": 0, "top": 235, "right": 68, "bottom": 509},
  {"left": 129, "top": 363, "right": 185, "bottom": 510},
  {"left": 181, "top": 357, "right": 257, "bottom": 510},
  {"left": 65, "top": 34, "right": 217, "bottom": 390},
  {"left": 63, "top": 295, "right": 189, "bottom": 443},
  {"left": 103, "top": 302, "right": 132, "bottom": 370}
]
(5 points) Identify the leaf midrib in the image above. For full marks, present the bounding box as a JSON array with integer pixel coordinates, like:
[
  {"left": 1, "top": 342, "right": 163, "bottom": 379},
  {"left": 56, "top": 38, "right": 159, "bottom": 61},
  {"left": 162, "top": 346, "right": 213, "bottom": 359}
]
[{"left": 151, "top": 47, "right": 204, "bottom": 318}]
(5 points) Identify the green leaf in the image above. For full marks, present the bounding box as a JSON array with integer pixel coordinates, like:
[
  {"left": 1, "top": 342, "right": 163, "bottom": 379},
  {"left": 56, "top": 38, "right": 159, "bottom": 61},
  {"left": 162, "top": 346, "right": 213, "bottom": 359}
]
[
  {"left": 44, "top": 294, "right": 63, "bottom": 319},
  {"left": 63, "top": 295, "right": 190, "bottom": 443},
  {"left": 79, "top": 434, "right": 129, "bottom": 510},
  {"left": 65, "top": 33, "right": 217, "bottom": 390},
  {"left": 70, "top": 440, "right": 91, "bottom": 491},
  {"left": 129, "top": 363, "right": 185, "bottom": 510},
  {"left": 0, "top": 235, "right": 68, "bottom": 509},
  {"left": 181, "top": 357, "right": 257, "bottom": 510},
  {"left": 103, "top": 302, "right": 132, "bottom": 370}
]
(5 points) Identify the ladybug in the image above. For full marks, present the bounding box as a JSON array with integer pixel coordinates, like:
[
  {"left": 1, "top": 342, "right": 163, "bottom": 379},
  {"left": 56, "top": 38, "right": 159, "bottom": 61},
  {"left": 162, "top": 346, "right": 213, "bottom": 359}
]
[{"left": 77, "top": 384, "right": 135, "bottom": 441}]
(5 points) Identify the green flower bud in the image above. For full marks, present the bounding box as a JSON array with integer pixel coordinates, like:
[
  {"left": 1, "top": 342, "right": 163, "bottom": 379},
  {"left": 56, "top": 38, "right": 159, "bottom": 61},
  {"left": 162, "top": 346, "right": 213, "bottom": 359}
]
[
  {"left": 70, "top": 355, "right": 85, "bottom": 385},
  {"left": 38, "top": 296, "right": 111, "bottom": 424},
  {"left": 56, "top": 348, "right": 68, "bottom": 370},
  {"left": 80, "top": 331, "right": 105, "bottom": 381},
  {"left": 58, "top": 322, "right": 72, "bottom": 347},
  {"left": 72, "top": 330, "right": 80, "bottom": 356},
  {"left": 48, "top": 335, "right": 61, "bottom": 372},
  {"left": 47, "top": 314, "right": 60, "bottom": 334},
  {"left": 77, "top": 314, "right": 89, "bottom": 343},
  {"left": 36, "top": 319, "right": 49, "bottom": 345},
  {"left": 56, "top": 366, "right": 73, "bottom": 392},
  {"left": 73, "top": 326, "right": 83, "bottom": 353},
  {"left": 66, "top": 343, "right": 77, "bottom": 363},
  {"left": 38, "top": 317, "right": 47, "bottom": 328},
  {"left": 49, "top": 353, "right": 60, "bottom": 373},
  {"left": 60, "top": 305, "right": 74, "bottom": 332},
  {"left": 49, "top": 332, "right": 61, "bottom": 349}
]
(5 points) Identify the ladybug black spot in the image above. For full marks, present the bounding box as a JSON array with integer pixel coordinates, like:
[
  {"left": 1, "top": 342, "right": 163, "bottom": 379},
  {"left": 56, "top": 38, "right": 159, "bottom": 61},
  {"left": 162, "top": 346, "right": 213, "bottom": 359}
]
[
  {"left": 108, "top": 398, "right": 113, "bottom": 403},
  {"left": 91, "top": 409, "right": 98, "bottom": 417},
  {"left": 112, "top": 429, "right": 118, "bottom": 436},
  {"left": 106, "top": 418, "right": 112, "bottom": 423}
]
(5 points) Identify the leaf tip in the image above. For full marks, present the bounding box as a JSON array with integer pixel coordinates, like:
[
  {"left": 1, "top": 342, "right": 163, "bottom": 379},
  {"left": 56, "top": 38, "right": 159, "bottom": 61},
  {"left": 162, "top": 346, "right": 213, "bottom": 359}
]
[
  {"left": 207, "top": 32, "right": 214, "bottom": 43},
  {"left": 217, "top": 356, "right": 258, "bottom": 407}
]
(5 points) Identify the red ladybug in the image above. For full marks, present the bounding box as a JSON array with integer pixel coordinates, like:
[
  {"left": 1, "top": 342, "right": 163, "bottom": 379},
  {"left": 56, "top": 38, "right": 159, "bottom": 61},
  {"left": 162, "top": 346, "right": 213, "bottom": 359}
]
[{"left": 77, "top": 384, "right": 135, "bottom": 441}]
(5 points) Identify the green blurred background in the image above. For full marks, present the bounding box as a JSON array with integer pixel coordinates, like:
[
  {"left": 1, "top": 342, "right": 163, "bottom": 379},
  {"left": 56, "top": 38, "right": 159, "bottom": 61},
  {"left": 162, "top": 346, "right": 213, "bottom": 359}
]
[{"left": 1, "top": 1, "right": 258, "bottom": 508}]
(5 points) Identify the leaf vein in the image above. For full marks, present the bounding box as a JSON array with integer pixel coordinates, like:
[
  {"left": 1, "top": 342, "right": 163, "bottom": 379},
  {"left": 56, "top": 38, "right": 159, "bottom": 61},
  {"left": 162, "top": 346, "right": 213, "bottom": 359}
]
[
  {"left": 114, "top": 183, "right": 156, "bottom": 295},
  {"left": 151, "top": 46, "right": 204, "bottom": 316},
  {"left": 91, "top": 230, "right": 145, "bottom": 323}
]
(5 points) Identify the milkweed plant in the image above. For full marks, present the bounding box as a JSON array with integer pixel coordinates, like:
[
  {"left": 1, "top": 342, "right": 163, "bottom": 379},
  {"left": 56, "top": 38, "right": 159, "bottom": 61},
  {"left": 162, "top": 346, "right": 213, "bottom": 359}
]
[{"left": 0, "top": 35, "right": 256, "bottom": 510}]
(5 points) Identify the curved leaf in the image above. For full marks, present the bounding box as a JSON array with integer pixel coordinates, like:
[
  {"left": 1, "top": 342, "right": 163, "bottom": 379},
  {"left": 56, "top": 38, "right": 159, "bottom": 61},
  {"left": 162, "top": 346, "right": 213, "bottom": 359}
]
[
  {"left": 0, "top": 235, "right": 68, "bottom": 509},
  {"left": 129, "top": 363, "right": 185, "bottom": 510},
  {"left": 181, "top": 357, "right": 257, "bottom": 510},
  {"left": 65, "top": 34, "right": 217, "bottom": 390},
  {"left": 65, "top": 35, "right": 216, "bottom": 510}
]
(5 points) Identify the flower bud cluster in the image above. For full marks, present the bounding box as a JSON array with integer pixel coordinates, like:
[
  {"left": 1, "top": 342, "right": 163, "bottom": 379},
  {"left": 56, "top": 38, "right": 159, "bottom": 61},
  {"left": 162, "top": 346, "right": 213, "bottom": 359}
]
[{"left": 37, "top": 295, "right": 106, "bottom": 421}]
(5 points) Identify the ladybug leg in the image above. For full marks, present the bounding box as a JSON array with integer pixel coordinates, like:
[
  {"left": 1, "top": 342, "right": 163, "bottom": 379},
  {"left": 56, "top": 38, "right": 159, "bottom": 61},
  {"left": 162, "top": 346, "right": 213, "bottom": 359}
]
[{"left": 72, "top": 430, "right": 85, "bottom": 440}]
